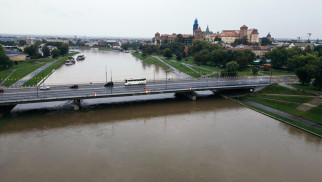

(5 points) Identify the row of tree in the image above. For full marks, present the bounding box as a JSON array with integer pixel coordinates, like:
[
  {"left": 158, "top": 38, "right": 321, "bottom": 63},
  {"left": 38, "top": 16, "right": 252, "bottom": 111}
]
[
  {"left": 191, "top": 40, "right": 256, "bottom": 71},
  {"left": 266, "top": 45, "right": 322, "bottom": 70},
  {"left": 0, "top": 45, "right": 13, "bottom": 69},
  {"left": 24, "top": 41, "right": 69, "bottom": 59}
]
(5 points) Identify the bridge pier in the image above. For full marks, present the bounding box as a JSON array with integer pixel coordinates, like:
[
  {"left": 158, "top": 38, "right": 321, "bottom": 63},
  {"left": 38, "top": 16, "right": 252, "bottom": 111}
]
[
  {"left": 74, "top": 99, "right": 81, "bottom": 111},
  {"left": 175, "top": 91, "right": 197, "bottom": 101},
  {"left": 0, "top": 105, "right": 16, "bottom": 118}
]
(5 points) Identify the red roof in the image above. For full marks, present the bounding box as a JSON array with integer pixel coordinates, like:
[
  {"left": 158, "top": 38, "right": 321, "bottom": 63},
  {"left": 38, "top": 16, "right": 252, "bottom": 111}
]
[
  {"left": 221, "top": 31, "right": 238, "bottom": 37},
  {"left": 182, "top": 34, "right": 193, "bottom": 38},
  {"left": 241, "top": 25, "right": 248, "bottom": 28},
  {"left": 211, "top": 34, "right": 221, "bottom": 37},
  {"left": 251, "top": 29, "right": 259, "bottom": 34}
]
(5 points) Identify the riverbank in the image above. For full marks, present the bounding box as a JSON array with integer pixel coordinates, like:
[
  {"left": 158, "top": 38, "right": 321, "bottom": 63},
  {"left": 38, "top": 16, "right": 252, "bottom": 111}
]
[
  {"left": 226, "top": 84, "right": 322, "bottom": 136},
  {"left": 132, "top": 52, "right": 170, "bottom": 70},
  {"left": 23, "top": 52, "right": 78, "bottom": 86},
  {"left": 0, "top": 58, "right": 56, "bottom": 86}
]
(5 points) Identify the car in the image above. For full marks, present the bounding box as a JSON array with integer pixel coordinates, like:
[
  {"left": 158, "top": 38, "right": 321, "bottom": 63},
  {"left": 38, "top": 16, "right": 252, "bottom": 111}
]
[
  {"left": 104, "top": 82, "right": 114, "bottom": 87},
  {"left": 0, "top": 88, "right": 4, "bottom": 93},
  {"left": 69, "top": 85, "right": 79, "bottom": 89},
  {"left": 39, "top": 86, "right": 50, "bottom": 90}
]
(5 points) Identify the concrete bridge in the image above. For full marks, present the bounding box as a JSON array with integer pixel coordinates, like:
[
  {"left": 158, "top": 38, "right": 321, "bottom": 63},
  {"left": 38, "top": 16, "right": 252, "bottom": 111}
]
[{"left": 0, "top": 77, "right": 271, "bottom": 112}]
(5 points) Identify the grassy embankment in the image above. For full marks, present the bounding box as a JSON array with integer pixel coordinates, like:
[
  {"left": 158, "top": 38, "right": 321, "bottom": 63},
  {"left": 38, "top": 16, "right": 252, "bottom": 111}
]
[
  {"left": 132, "top": 52, "right": 170, "bottom": 70},
  {"left": 0, "top": 70, "right": 13, "bottom": 83},
  {"left": 181, "top": 57, "right": 260, "bottom": 76},
  {"left": 1, "top": 58, "right": 55, "bottom": 86},
  {"left": 243, "top": 84, "right": 322, "bottom": 127},
  {"left": 290, "top": 83, "right": 321, "bottom": 95},
  {"left": 230, "top": 97, "right": 322, "bottom": 136},
  {"left": 23, "top": 52, "right": 78, "bottom": 86}
]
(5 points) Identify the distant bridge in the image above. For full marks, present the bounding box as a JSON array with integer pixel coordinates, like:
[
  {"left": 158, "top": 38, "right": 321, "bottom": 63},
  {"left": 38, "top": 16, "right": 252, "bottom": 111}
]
[{"left": 0, "top": 77, "right": 271, "bottom": 111}]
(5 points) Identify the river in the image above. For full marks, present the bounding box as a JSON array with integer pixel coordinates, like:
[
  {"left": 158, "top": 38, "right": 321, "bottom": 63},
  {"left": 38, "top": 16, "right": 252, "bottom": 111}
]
[{"left": 0, "top": 49, "right": 321, "bottom": 182}]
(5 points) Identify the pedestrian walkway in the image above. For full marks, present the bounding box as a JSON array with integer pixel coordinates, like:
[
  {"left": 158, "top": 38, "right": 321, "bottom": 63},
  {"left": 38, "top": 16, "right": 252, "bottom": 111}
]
[
  {"left": 12, "top": 58, "right": 59, "bottom": 87},
  {"left": 297, "top": 97, "right": 322, "bottom": 111},
  {"left": 152, "top": 56, "right": 190, "bottom": 79},
  {"left": 241, "top": 98, "right": 322, "bottom": 131}
]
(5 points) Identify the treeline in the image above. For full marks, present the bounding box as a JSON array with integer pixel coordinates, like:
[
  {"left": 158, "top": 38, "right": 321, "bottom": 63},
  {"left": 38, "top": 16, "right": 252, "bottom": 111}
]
[
  {"left": 0, "top": 45, "right": 13, "bottom": 69},
  {"left": 24, "top": 40, "right": 69, "bottom": 59}
]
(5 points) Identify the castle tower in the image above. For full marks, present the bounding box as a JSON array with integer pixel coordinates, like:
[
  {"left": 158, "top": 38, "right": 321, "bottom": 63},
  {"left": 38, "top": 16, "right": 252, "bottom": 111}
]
[
  {"left": 155, "top": 32, "right": 161, "bottom": 45},
  {"left": 193, "top": 19, "right": 199, "bottom": 35},
  {"left": 240, "top": 25, "right": 248, "bottom": 39}
]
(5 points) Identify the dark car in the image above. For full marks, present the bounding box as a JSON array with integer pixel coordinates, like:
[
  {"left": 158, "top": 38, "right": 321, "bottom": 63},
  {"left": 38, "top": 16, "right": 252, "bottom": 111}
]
[
  {"left": 104, "top": 82, "right": 114, "bottom": 87},
  {"left": 69, "top": 85, "right": 79, "bottom": 89},
  {"left": 0, "top": 88, "right": 4, "bottom": 93}
]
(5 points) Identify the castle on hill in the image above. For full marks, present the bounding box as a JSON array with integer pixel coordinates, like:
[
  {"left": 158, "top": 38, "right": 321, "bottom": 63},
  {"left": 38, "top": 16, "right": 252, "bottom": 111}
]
[{"left": 154, "top": 19, "right": 260, "bottom": 45}]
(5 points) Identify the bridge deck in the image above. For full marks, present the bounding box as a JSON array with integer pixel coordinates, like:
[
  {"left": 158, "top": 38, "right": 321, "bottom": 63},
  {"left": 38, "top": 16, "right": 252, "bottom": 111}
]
[{"left": 0, "top": 77, "right": 271, "bottom": 106}]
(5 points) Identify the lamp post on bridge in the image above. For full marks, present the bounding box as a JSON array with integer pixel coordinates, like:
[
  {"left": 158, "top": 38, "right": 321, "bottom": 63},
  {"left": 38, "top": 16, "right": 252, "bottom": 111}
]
[{"left": 165, "top": 69, "right": 172, "bottom": 90}]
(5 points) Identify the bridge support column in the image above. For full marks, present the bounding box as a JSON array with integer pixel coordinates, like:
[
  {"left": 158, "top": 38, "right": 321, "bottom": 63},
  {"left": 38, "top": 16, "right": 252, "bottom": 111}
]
[
  {"left": 0, "top": 105, "right": 16, "bottom": 118},
  {"left": 175, "top": 91, "right": 197, "bottom": 101},
  {"left": 74, "top": 99, "right": 81, "bottom": 111}
]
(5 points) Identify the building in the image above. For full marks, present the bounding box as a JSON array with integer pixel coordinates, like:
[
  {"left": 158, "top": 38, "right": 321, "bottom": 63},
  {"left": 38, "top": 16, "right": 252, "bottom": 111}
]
[
  {"left": 193, "top": 19, "right": 199, "bottom": 34},
  {"left": 210, "top": 25, "right": 260, "bottom": 44},
  {"left": 155, "top": 34, "right": 194, "bottom": 45},
  {"left": 45, "top": 37, "right": 69, "bottom": 44}
]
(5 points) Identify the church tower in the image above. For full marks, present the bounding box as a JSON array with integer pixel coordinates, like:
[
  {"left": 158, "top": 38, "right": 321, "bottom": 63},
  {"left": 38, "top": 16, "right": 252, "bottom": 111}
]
[
  {"left": 240, "top": 25, "right": 248, "bottom": 39},
  {"left": 193, "top": 19, "right": 199, "bottom": 35}
]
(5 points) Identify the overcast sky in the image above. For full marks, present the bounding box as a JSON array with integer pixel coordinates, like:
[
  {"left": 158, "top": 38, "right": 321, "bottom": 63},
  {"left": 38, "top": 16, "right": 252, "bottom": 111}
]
[{"left": 0, "top": 0, "right": 321, "bottom": 39}]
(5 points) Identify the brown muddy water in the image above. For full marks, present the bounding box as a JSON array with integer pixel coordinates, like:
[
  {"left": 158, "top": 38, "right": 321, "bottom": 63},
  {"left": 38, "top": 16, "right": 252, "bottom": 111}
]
[
  {"left": 0, "top": 92, "right": 321, "bottom": 182},
  {"left": 1, "top": 50, "right": 321, "bottom": 181}
]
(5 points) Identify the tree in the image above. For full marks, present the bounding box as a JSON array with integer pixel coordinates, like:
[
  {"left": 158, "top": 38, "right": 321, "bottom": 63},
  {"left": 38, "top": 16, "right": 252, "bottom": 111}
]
[
  {"left": 214, "top": 36, "right": 221, "bottom": 42},
  {"left": 266, "top": 47, "right": 288, "bottom": 69},
  {"left": 312, "top": 60, "right": 322, "bottom": 90},
  {"left": 176, "top": 52, "right": 182, "bottom": 61},
  {"left": 193, "top": 49, "right": 209, "bottom": 65},
  {"left": 24, "top": 45, "right": 38, "bottom": 58},
  {"left": 221, "top": 61, "right": 238, "bottom": 77},
  {"left": 163, "top": 48, "right": 172, "bottom": 58},
  {"left": 176, "top": 34, "right": 183, "bottom": 43},
  {"left": 314, "top": 45, "right": 322, "bottom": 57},
  {"left": 51, "top": 48, "right": 60, "bottom": 58},
  {"left": 260, "top": 37, "right": 272, "bottom": 46},
  {"left": 18, "top": 40, "right": 27, "bottom": 46},
  {"left": 252, "top": 67, "right": 259, "bottom": 75},
  {"left": 295, "top": 65, "right": 315, "bottom": 85},
  {"left": 0, "top": 45, "right": 13, "bottom": 69},
  {"left": 59, "top": 43, "right": 69, "bottom": 55},
  {"left": 42, "top": 45, "right": 50, "bottom": 57},
  {"left": 121, "top": 42, "right": 130, "bottom": 50}
]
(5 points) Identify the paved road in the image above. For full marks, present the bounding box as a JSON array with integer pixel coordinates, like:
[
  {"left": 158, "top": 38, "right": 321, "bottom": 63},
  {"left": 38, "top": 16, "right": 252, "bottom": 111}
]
[
  {"left": 0, "top": 77, "right": 272, "bottom": 105},
  {"left": 12, "top": 58, "right": 60, "bottom": 87},
  {"left": 241, "top": 98, "right": 322, "bottom": 131}
]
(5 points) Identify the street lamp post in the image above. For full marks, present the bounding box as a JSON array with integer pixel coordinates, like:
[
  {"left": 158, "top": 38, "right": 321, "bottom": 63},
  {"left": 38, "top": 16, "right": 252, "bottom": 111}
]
[{"left": 165, "top": 69, "right": 171, "bottom": 90}]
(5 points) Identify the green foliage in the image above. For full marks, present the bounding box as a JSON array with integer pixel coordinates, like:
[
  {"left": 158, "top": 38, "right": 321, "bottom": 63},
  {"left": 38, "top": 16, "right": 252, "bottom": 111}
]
[
  {"left": 121, "top": 42, "right": 130, "bottom": 50},
  {"left": 287, "top": 53, "right": 317, "bottom": 71},
  {"left": 0, "top": 45, "right": 13, "bottom": 69},
  {"left": 59, "top": 43, "right": 69, "bottom": 55},
  {"left": 163, "top": 48, "right": 172, "bottom": 58},
  {"left": 259, "top": 84, "right": 308, "bottom": 95},
  {"left": 312, "top": 60, "right": 322, "bottom": 90},
  {"left": 295, "top": 65, "right": 315, "bottom": 85},
  {"left": 314, "top": 45, "right": 322, "bottom": 57},
  {"left": 260, "top": 37, "right": 272, "bottom": 46},
  {"left": 18, "top": 40, "right": 27, "bottom": 46},
  {"left": 252, "top": 67, "right": 259, "bottom": 75},
  {"left": 51, "top": 49, "right": 60, "bottom": 58},
  {"left": 232, "top": 36, "right": 248, "bottom": 46},
  {"left": 42, "top": 45, "right": 51, "bottom": 58},
  {"left": 221, "top": 61, "right": 238, "bottom": 76}
]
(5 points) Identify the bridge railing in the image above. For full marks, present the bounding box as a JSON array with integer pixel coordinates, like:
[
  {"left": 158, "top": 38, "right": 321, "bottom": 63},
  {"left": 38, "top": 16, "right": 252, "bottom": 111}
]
[{"left": 0, "top": 78, "right": 271, "bottom": 103}]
